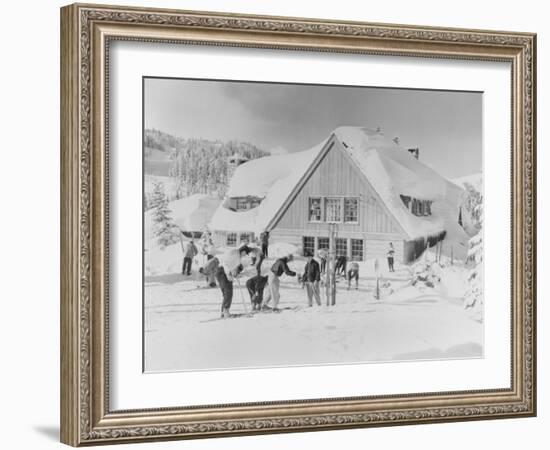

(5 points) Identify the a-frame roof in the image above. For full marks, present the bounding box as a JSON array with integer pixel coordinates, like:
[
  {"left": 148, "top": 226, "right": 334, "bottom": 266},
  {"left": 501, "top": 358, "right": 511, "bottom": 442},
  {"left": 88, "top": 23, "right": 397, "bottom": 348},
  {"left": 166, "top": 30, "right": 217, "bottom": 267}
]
[{"left": 210, "top": 127, "right": 462, "bottom": 240}]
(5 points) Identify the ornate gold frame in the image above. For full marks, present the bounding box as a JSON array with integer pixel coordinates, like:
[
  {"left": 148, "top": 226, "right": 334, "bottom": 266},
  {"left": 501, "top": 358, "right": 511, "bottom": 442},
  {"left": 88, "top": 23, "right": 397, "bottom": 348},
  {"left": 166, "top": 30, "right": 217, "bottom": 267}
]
[{"left": 60, "top": 3, "right": 536, "bottom": 446}]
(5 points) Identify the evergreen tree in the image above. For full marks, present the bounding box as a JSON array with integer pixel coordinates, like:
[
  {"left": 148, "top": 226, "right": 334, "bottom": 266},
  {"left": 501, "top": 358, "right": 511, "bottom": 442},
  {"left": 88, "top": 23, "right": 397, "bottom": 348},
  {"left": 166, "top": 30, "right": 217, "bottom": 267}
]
[
  {"left": 144, "top": 129, "right": 269, "bottom": 199},
  {"left": 464, "top": 199, "right": 483, "bottom": 314},
  {"left": 150, "top": 182, "right": 179, "bottom": 248},
  {"left": 462, "top": 182, "right": 483, "bottom": 231}
]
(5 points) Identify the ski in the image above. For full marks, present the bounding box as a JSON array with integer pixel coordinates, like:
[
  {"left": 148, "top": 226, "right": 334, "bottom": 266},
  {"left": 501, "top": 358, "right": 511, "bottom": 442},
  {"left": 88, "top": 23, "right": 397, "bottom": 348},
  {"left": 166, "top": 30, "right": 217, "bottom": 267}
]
[
  {"left": 200, "top": 313, "right": 255, "bottom": 323},
  {"left": 256, "top": 305, "right": 302, "bottom": 314}
]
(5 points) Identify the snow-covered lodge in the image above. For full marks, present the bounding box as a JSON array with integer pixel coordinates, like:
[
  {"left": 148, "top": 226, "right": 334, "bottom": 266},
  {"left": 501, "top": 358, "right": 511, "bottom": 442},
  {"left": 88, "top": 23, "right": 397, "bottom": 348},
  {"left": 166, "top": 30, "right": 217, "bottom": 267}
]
[{"left": 209, "top": 127, "right": 471, "bottom": 263}]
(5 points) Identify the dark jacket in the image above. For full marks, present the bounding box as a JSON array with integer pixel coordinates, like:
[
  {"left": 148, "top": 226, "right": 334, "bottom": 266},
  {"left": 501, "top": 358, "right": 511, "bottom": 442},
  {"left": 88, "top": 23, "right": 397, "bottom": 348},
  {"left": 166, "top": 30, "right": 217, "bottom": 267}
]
[
  {"left": 271, "top": 257, "right": 296, "bottom": 277},
  {"left": 260, "top": 231, "right": 270, "bottom": 245},
  {"left": 302, "top": 258, "right": 321, "bottom": 282}
]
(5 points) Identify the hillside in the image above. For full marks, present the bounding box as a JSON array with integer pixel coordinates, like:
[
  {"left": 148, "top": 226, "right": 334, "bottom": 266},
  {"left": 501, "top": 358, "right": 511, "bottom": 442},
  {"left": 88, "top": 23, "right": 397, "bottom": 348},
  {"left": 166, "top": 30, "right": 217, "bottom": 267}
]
[{"left": 143, "top": 129, "right": 270, "bottom": 202}]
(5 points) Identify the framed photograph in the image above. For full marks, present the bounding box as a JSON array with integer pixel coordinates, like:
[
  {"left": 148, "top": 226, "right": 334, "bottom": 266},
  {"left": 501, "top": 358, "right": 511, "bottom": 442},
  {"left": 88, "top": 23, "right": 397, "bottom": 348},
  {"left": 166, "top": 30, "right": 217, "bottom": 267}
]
[{"left": 60, "top": 3, "right": 536, "bottom": 446}]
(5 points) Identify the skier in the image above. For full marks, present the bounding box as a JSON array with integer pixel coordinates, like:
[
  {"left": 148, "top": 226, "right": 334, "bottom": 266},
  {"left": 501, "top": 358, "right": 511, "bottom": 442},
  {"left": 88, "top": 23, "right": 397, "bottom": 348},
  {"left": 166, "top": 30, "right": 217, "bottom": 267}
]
[
  {"left": 260, "top": 230, "right": 270, "bottom": 258},
  {"left": 246, "top": 274, "right": 269, "bottom": 311},
  {"left": 302, "top": 251, "right": 321, "bottom": 307},
  {"left": 199, "top": 254, "right": 219, "bottom": 288},
  {"left": 347, "top": 261, "right": 360, "bottom": 290},
  {"left": 262, "top": 252, "right": 296, "bottom": 310},
  {"left": 215, "top": 264, "right": 237, "bottom": 318},
  {"left": 335, "top": 255, "right": 347, "bottom": 277},
  {"left": 215, "top": 246, "right": 250, "bottom": 318},
  {"left": 182, "top": 238, "right": 198, "bottom": 275},
  {"left": 387, "top": 242, "right": 395, "bottom": 272}
]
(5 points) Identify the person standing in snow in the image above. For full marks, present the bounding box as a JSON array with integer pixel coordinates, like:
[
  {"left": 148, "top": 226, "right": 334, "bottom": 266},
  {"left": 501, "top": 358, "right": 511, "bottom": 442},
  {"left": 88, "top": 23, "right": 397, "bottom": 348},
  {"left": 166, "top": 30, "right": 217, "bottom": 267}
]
[
  {"left": 387, "top": 242, "right": 395, "bottom": 272},
  {"left": 347, "top": 261, "right": 360, "bottom": 290},
  {"left": 215, "top": 264, "right": 236, "bottom": 318},
  {"left": 182, "top": 238, "right": 198, "bottom": 275},
  {"left": 260, "top": 230, "right": 270, "bottom": 258},
  {"left": 302, "top": 252, "right": 321, "bottom": 307},
  {"left": 262, "top": 253, "right": 296, "bottom": 310},
  {"left": 215, "top": 246, "right": 250, "bottom": 318}
]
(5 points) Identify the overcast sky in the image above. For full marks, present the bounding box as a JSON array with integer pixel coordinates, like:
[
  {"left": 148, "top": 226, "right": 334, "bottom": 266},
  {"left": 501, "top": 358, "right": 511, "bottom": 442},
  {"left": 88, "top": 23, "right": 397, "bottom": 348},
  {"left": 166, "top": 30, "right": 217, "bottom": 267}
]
[{"left": 144, "top": 77, "right": 482, "bottom": 179}]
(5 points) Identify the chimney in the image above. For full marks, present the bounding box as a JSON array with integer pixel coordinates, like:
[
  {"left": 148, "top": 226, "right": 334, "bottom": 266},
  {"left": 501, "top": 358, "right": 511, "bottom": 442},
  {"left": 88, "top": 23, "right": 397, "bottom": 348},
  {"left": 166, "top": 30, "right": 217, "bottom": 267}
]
[{"left": 407, "top": 148, "right": 419, "bottom": 159}]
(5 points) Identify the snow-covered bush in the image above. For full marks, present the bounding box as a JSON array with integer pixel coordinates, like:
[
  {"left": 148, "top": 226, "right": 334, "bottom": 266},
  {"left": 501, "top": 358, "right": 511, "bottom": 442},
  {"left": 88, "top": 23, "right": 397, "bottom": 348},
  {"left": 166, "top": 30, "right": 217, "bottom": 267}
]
[
  {"left": 410, "top": 260, "right": 443, "bottom": 289},
  {"left": 463, "top": 229, "right": 483, "bottom": 318}
]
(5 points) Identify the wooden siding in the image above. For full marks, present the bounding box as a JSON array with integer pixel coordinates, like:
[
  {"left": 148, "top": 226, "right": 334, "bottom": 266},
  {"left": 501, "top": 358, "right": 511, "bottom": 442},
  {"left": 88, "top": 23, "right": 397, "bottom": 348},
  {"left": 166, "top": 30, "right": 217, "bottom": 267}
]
[{"left": 273, "top": 140, "right": 403, "bottom": 236}]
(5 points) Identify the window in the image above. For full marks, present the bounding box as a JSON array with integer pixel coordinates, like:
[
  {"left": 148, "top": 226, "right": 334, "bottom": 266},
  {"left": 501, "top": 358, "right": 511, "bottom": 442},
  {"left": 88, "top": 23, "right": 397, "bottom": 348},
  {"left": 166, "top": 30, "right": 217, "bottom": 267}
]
[
  {"left": 317, "top": 237, "right": 329, "bottom": 250},
  {"left": 424, "top": 201, "right": 432, "bottom": 216},
  {"left": 309, "top": 197, "right": 360, "bottom": 223},
  {"left": 344, "top": 198, "right": 359, "bottom": 223},
  {"left": 226, "top": 233, "right": 237, "bottom": 246},
  {"left": 325, "top": 198, "right": 342, "bottom": 222},
  {"left": 400, "top": 194, "right": 411, "bottom": 209},
  {"left": 236, "top": 198, "right": 248, "bottom": 211},
  {"left": 239, "top": 233, "right": 251, "bottom": 244},
  {"left": 250, "top": 198, "right": 262, "bottom": 208},
  {"left": 335, "top": 238, "right": 347, "bottom": 257},
  {"left": 351, "top": 239, "right": 364, "bottom": 261},
  {"left": 308, "top": 197, "right": 322, "bottom": 222},
  {"left": 402, "top": 194, "right": 434, "bottom": 217},
  {"left": 302, "top": 236, "right": 315, "bottom": 256}
]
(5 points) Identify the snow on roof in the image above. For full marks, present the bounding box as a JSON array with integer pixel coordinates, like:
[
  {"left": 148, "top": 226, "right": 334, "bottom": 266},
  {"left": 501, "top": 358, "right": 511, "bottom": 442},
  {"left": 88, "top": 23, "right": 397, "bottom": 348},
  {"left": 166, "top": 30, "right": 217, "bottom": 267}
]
[
  {"left": 145, "top": 194, "right": 221, "bottom": 247},
  {"left": 334, "top": 127, "right": 446, "bottom": 201},
  {"left": 170, "top": 194, "right": 222, "bottom": 232},
  {"left": 209, "top": 141, "right": 326, "bottom": 233},
  {"left": 210, "top": 126, "right": 468, "bottom": 243},
  {"left": 452, "top": 172, "right": 483, "bottom": 193},
  {"left": 333, "top": 127, "right": 451, "bottom": 239}
]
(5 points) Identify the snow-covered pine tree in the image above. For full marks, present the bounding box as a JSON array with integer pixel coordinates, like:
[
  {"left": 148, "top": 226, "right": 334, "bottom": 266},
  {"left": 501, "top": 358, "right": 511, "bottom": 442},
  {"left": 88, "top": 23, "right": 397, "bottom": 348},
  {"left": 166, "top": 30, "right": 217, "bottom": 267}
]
[
  {"left": 462, "top": 182, "right": 483, "bottom": 232},
  {"left": 145, "top": 129, "right": 269, "bottom": 199},
  {"left": 464, "top": 198, "right": 483, "bottom": 317},
  {"left": 150, "top": 182, "right": 179, "bottom": 249}
]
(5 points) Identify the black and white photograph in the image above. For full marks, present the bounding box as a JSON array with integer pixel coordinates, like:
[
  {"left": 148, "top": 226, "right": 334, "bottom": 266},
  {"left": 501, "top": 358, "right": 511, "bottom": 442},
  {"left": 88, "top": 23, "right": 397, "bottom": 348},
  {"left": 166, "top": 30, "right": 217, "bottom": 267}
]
[{"left": 143, "top": 77, "right": 484, "bottom": 373}]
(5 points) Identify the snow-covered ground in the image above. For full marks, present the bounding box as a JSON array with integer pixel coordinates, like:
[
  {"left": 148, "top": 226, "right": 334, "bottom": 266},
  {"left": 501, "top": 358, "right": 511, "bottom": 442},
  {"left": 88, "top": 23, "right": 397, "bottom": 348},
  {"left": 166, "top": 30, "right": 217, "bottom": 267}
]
[{"left": 144, "top": 247, "right": 483, "bottom": 372}]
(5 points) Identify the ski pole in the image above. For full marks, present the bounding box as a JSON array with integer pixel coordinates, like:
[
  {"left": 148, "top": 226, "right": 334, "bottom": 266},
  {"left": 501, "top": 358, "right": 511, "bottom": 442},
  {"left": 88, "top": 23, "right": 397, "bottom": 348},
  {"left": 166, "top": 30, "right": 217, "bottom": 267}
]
[{"left": 235, "top": 277, "right": 249, "bottom": 314}]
